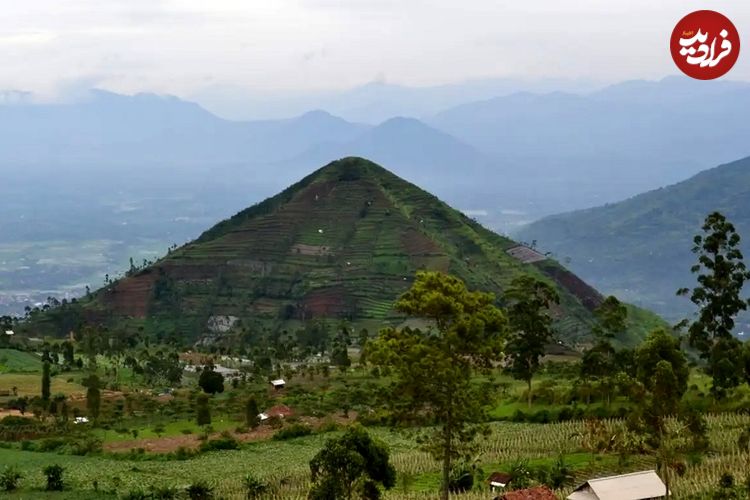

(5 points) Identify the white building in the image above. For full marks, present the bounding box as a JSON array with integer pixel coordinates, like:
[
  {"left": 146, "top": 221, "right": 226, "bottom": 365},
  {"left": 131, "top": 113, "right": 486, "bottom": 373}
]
[{"left": 567, "top": 470, "right": 667, "bottom": 500}]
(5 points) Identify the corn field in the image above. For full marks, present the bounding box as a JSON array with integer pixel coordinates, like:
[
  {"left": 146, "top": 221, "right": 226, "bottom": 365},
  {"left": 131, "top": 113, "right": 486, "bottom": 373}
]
[{"left": 2, "top": 414, "right": 748, "bottom": 499}]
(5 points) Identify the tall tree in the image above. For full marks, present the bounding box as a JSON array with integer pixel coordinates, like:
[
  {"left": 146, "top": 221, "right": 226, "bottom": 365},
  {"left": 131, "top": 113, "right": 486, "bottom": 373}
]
[
  {"left": 630, "top": 328, "right": 692, "bottom": 496},
  {"left": 309, "top": 425, "right": 396, "bottom": 500},
  {"left": 61, "top": 342, "right": 75, "bottom": 366},
  {"left": 41, "top": 361, "right": 51, "bottom": 402},
  {"left": 198, "top": 367, "right": 225, "bottom": 395},
  {"left": 677, "top": 212, "right": 750, "bottom": 397},
  {"left": 195, "top": 393, "right": 211, "bottom": 427},
  {"left": 83, "top": 374, "right": 101, "bottom": 421},
  {"left": 503, "top": 275, "right": 559, "bottom": 407},
  {"left": 246, "top": 397, "right": 260, "bottom": 429},
  {"left": 369, "top": 271, "right": 506, "bottom": 500},
  {"left": 580, "top": 296, "right": 628, "bottom": 405},
  {"left": 331, "top": 326, "right": 352, "bottom": 371}
]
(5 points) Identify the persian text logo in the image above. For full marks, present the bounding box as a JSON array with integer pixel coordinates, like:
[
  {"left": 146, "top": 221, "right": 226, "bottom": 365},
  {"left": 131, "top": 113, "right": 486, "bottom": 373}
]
[{"left": 670, "top": 10, "right": 740, "bottom": 80}]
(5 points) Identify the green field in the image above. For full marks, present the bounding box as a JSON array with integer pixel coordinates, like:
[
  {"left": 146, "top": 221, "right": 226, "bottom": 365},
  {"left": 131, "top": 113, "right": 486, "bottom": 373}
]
[
  {"left": 0, "top": 373, "right": 85, "bottom": 397},
  {"left": 0, "top": 349, "right": 42, "bottom": 373},
  {"left": 1, "top": 415, "right": 748, "bottom": 499}
]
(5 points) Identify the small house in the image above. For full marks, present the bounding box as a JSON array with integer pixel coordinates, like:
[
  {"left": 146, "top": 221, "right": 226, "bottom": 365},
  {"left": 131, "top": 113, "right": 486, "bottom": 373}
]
[
  {"left": 270, "top": 379, "right": 286, "bottom": 390},
  {"left": 488, "top": 472, "right": 513, "bottom": 492},
  {"left": 4, "top": 330, "right": 13, "bottom": 336},
  {"left": 497, "top": 486, "right": 557, "bottom": 500},
  {"left": 567, "top": 470, "right": 667, "bottom": 500}
]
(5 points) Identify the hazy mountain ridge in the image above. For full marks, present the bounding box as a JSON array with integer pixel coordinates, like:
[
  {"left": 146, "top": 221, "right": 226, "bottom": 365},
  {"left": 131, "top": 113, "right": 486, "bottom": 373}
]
[{"left": 515, "top": 156, "right": 750, "bottom": 329}]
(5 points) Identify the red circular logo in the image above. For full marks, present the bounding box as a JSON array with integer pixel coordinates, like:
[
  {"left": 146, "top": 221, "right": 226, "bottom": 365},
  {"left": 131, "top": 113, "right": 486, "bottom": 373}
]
[{"left": 670, "top": 10, "right": 740, "bottom": 80}]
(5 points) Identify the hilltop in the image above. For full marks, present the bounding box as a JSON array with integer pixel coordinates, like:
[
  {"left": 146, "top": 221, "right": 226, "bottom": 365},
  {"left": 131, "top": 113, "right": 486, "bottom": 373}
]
[
  {"left": 27, "top": 158, "right": 661, "bottom": 345},
  {"left": 516, "top": 156, "right": 750, "bottom": 327}
]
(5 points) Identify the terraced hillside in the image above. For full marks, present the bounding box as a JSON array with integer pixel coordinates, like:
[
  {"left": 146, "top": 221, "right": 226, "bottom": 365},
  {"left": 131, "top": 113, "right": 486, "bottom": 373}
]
[{"left": 34, "top": 158, "right": 660, "bottom": 345}]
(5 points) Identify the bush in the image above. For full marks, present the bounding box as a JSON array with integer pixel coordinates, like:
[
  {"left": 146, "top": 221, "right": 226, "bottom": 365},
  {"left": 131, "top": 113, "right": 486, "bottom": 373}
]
[
  {"left": 38, "top": 437, "right": 67, "bottom": 452},
  {"left": 172, "top": 446, "right": 198, "bottom": 460},
  {"left": 186, "top": 480, "right": 214, "bottom": 500},
  {"left": 150, "top": 485, "right": 179, "bottom": 499},
  {"left": 448, "top": 463, "right": 474, "bottom": 493},
  {"left": 66, "top": 435, "right": 103, "bottom": 456},
  {"left": 199, "top": 435, "right": 239, "bottom": 452},
  {"left": 20, "top": 440, "right": 36, "bottom": 451},
  {"left": 121, "top": 489, "right": 148, "bottom": 500},
  {"left": 0, "top": 466, "right": 22, "bottom": 491},
  {"left": 272, "top": 423, "right": 313, "bottom": 441},
  {"left": 244, "top": 473, "right": 267, "bottom": 499},
  {"left": 318, "top": 419, "right": 340, "bottom": 433},
  {"left": 0, "top": 415, "right": 36, "bottom": 427},
  {"left": 529, "top": 409, "right": 551, "bottom": 424},
  {"left": 43, "top": 464, "right": 64, "bottom": 491}
]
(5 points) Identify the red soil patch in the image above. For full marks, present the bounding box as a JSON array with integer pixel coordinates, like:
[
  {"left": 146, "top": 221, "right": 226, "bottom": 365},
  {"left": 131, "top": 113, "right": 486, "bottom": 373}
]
[
  {"left": 536, "top": 263, "right": 603, "bottom": 311},
  {"left": 104, "top": 413, "right": 358, "bottom": 454},
  {"left": 499, "top": 486, "right": 557, "bottom": 500},
  {"left": 400, "top": 227, "right": 441, "bottom": 255},
  {"left": 301, "top": 286, "right": 349, "bottom": 317},
  {"left": 101, "top": 271, "right": 158, "bottom": 318}
]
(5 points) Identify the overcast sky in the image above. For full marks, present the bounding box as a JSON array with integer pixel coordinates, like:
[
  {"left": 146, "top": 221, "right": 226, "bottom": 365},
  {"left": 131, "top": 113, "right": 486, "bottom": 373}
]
[{"left": 1, "top": 0, "right": 748, "bottom": 100}]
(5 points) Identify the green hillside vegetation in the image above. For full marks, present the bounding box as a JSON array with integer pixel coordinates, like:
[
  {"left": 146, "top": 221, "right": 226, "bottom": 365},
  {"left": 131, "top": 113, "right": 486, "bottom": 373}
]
[
  {"left": 22, "top": 157, "right": 661, "bottom": 347},
  {"left": 517, "top": 156, "right": 750, "bottom": 327},
  {"left": 0, "top": 349, "right": 42, "bottom": 373}
]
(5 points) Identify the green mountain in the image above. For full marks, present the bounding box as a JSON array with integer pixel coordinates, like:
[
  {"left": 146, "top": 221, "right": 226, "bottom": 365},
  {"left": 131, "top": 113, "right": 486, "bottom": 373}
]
[
  {"left": 29, "top": 158, "right": 661, "bottom": 345},
  {"left": 516, "top": 156, "right": 750, "bottom": 329}
]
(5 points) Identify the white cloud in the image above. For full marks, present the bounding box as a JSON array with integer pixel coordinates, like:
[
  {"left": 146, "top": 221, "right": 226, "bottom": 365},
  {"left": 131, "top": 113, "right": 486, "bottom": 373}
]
[{"left": 0, "top": 0, "right": 747, "bottom": 99}]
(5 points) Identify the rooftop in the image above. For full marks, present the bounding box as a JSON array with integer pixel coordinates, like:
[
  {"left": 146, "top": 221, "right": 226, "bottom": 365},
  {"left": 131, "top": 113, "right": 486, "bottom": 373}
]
[{"left": 568, "top": 470, "right": 667, "bottom": 500}]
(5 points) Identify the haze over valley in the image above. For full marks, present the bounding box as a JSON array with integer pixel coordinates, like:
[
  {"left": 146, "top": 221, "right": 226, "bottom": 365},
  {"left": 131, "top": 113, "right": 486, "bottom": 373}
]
[{"left": 2, "top": 76, "right": 750, "bottom": 315}]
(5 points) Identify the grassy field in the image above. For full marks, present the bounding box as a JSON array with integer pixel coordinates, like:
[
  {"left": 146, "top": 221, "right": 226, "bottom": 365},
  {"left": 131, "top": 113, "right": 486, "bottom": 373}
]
[
  {"left": 0, "top": 373, "right": 85, "bottom": 397},
  {"left": 1, "top": 415, "right": 748, "bottom": 499},
  {"left": 0, "top": 349, "right": 42, "bottom": 373}
]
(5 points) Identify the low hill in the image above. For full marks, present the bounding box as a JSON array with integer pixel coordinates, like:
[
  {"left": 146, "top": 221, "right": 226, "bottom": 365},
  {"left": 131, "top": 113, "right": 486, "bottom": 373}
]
[
  {"left": 27, "top": 158, "right": 661, "bottom": 346},
  {"left": 516, "top": 156, "right": 750, "bottom": 328}
]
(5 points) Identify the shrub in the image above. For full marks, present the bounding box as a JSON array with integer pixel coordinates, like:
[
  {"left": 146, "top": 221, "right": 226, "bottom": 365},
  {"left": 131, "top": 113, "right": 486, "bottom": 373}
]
[
  {"left": 448, "top": 463, "right": 473, "bottom": 493},
  {"left": 0, "top": 415, "right": 36, "bottom": 427},
  {"left": 20, "top": 440, "right": 36, "bottom": 451},
  {"left": 557, "top": 406, "right": 574, "bottom": 422},
  {"left": 318, "top": 419, "right": 340, "bottom": 433},
  {"left": 272, "top": 423, "right": 313, "bottom": 441},
  {"left": 37, "top": 437, "right": 67, "bottom": 452},
  {"left": 0, "top": 466, "right": 22, "bottom": 491},
  {"left": 121, "top": 489, "right": 148, "bottom": 500},
  {"left": 511, "top": 409, "right": 527, "bottom": 422},
  {"left": 244, "top": 473, "right": 267, "bottom": 499},
  {"left": 172, "top": 446, "right": 198, "bottom": 460},
  {"left": 530, "top": 409, "right": 551, "bottom": 424},
  {"left": 66, "top": 435, "right": 103, "bottom": 456},
  {"left": 186, "top": 480, "right": 214, "bottom": 500},
  {"left": 199, "top": 435, "right": 239, "bottom": 452},
  {"left": 150, "top": 485, "right": 179, "bottom": 499},
  {"left": 43, "top": 464, "right": 64, "bottom": 491}
]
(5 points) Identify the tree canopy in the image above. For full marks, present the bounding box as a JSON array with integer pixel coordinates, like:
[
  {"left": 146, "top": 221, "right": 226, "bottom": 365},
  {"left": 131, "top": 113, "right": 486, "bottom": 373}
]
[
  {"left": 678, "top": 212, "right": 750, "bottom": 397},
  {"left": 308, "top": 425, "right": 395, "bottom": 500},
  {"left": 369, "top": 271, "right": 505, "bottom": 500},
  {"left": 502, "top": 275, "right": 559, "bottom": 407}
]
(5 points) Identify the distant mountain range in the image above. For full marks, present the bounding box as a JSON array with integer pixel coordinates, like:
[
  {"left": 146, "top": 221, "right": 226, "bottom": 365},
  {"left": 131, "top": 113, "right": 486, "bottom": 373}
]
[
  {"left": 429, "top": 76, "right": 750, "bottom": 212},
  {"left": 516, "top": 156, "right": 750, "bottom": 331},
  {"left": 25, "top": 158, "right": 662, "bottom": 346},
  {"left": 3, "top": 76, "right": 750, "bottom": 315},
  {"left": 188, "top": 77, "right": 603, "bottom": 123}
]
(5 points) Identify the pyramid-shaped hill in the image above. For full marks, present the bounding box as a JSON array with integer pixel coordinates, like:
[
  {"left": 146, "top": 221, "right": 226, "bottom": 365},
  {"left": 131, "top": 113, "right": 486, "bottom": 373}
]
[{"left": 74, "top": 157, "right": 659, "bottom": 345}]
